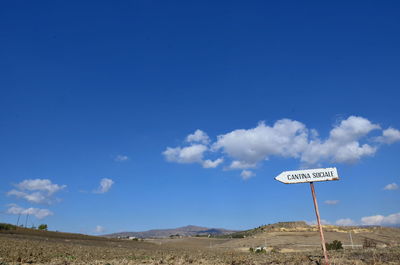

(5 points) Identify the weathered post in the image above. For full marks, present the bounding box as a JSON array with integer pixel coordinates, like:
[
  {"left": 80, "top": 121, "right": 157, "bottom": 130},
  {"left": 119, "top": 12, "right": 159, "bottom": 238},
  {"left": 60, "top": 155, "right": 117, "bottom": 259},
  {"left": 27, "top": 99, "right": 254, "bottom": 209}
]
[{"left": 310, "top": 182, "right": 329, "bottom": 265}]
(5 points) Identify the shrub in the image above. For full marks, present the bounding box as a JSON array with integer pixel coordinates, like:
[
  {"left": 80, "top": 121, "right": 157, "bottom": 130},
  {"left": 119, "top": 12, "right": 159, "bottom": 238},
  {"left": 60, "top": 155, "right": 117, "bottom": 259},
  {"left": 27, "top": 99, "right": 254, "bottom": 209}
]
[
  {"left": 231, "top": 234, "right": 245, "bottom": 238},
  {"left": 325, "top": 240, "right": 343, "bottom": 250},
  {"left": 38, "top": 224, "right": 48, "bottom": 231},
  {"left": 363, "top": 238, "right": 377, "bottom": 248}
]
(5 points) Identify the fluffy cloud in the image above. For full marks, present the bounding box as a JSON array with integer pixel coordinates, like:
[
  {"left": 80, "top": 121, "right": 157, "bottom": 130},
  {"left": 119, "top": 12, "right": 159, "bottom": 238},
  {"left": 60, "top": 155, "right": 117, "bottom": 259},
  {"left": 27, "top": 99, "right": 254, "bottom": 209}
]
[
  {"left": 315, "top": 213, "right": 400, "bottom": 226},
  {"left": 383, "top": 183, "right": 398, "bottom": 190},
  {"left": 7, "top": 205, "right": 53, "bottom": 219},
  {"left": 240, "top": 170, "right": 255, "bottom": 180},
  {"left": 7, "top": 190, "right": 47, "bottom": 204},
  {"left": 213, "top": 120, "right": 308, "bottom": 166},
  {"left": 115, "top": 155, "right": 129, "bottom": 162},
  {"left": 16, "top": 179, "right": 65, "bottom": 195},
  {"left": 301, "top": 116, "right": 380, "bottom": 165},
  {"left": 228, "top": 160, "right": 257, "bottom": 170},
  {"left": 7, "top": 179, "right": 66, "bottom": 204},
  {"left": 163, "top": 116, "right": 400, "bottom": 177},
  {"left": 335, "top": 218, "right": 356, "bottom": 226},
  {"left": 163, "top": 144, "right": 208, "bottom": 164},
  {"left": 163, "top": 143, "right": 225, "bottom": 169},
  {"left": 94, "top": 178, "right": 114, "bottom": 194},
  {"left": 361, "top": 212, "right": 400, "bottom": 226},
  {"left": 95, "top": 225, "right": 105, "bottom": 233},
  {"left": 324, "top": 200, "right": 339, "bottom": 205},
  {"left": 202, "top": 158, "right": 224, "bottom": 168},
  {"left": 375, "top": 128, "right": 400, "bottom": 144},
  {"left": 329, "top": 116, "right": 380, "bottom": 142},
  {"left": 186, "top": 129, "right": 210, "bottom": 144}
]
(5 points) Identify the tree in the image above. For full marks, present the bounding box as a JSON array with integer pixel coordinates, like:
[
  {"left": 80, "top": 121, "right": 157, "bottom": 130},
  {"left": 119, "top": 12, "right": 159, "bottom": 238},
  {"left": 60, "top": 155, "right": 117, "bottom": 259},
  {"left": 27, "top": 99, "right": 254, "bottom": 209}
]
[{"left": 38, "top": 224, "right": 48, "bottom": 231}]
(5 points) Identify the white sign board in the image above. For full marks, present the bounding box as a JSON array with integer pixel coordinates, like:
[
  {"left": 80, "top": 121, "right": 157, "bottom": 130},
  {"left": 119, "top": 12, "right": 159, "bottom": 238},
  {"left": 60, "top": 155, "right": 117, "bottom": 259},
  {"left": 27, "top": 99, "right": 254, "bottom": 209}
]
[{"left": 275, "top": 167, "right": 339, "bottom": 184}]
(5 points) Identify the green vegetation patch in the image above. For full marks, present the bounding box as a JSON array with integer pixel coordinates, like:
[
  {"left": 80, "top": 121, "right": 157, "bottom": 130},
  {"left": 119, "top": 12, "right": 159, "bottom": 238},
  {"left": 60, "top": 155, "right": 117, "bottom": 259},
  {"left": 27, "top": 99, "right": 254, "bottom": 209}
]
[
  {"left": 0, "top": 223, "right": 16, "bottom": 231},
  {"left": 326, "top": 240, "right": 343, "bottom": 251}
]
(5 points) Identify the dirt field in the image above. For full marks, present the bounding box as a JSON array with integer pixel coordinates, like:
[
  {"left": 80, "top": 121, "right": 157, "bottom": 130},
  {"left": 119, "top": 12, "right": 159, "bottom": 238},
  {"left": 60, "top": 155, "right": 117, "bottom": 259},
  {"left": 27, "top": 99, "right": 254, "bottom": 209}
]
[{"left": 0, "top": 226, "right": 399, "bottom": 265}]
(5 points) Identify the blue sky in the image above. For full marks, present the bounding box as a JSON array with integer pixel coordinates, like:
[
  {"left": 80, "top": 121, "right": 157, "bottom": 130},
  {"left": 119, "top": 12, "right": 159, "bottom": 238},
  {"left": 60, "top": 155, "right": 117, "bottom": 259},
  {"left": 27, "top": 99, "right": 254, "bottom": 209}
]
[{"left": 0, "top": 0, "right": 399, "bottom": 234}]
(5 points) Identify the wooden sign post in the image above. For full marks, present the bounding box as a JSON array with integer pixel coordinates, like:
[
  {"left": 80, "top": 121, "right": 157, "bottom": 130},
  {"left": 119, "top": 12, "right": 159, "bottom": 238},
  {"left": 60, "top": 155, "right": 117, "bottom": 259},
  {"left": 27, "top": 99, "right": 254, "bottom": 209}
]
[
  {"left": 310, "top": 182, "right": 329, "bottom": 264},
  {"left": 275, "top": 167, "right": 339, "bottom": 265}
]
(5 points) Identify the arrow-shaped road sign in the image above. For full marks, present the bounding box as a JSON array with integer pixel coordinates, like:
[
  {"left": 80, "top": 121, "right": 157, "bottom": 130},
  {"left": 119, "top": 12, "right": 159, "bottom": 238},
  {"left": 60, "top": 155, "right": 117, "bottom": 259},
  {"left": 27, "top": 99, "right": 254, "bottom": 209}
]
[
  {"left": 275, "top": 167, "right": 339, "bottom": 184},
  {"left": 275, "top": 167, "right": 340, "bottom": 265}
]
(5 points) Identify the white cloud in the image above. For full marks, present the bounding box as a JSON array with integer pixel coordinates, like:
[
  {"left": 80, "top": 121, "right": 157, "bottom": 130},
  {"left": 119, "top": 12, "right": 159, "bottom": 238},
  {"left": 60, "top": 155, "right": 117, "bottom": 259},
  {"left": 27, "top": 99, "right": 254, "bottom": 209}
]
[
  {"left": 383, "top": 213, "right": 400, "bottom": 225},
  {"left": 163, "top": 144, "right": 208, "bottom": 164},
  {"left": 16, "top": 179, "right": 65, "bottom": 195},
  {"left": 240, "top": 170, "right": 255, "bottom": 180},
  {"left": 361, "top": 215, "right": 385, "bottom": 226},
  {"left": 329, "top": 116, "right": 380, "bottom": 142},
  {"left": 301, "top": 116, "right": 380, "bottom": 165},
  {"left": 324, "top": 200, "right": 339, "bottom": 205},
  {"left": 94, "top": 178, "right": 114, "bottom": 194},
  {"left": 95, "top": 225, "right": 105, "bottom": 233},
  {"left": 228, "top": 160, "right": 257, "bottom": 170},
  {"left": 7, "top": 190, "right": 48, "bottom": 204},
  {"left": 383, "top": 183, "right": 399, "bottom": 190},
  {"left": 115, "top": 155, "right": 129, "bottom": 162},
  {"left": 202, "top": 158, "right": 224, "bottom": 168},
  {"left": 7, "top": 179, "right": 66, "bottom": 204},
  {"left": 375, "top": 128, "right": 400, "bottom": 144},
  {"left": 186, "top": 129, "right": 210, "bottom": 144},
  {"left": 7, "top": 205, "right": 53, "bottom": 219},
  {"left": 213, "top": 119, "right": 309, "bottom": 166},
  {"left": 163, "top": 116, "right": 400, "bottom": 177},
  {"left": 361, "top": 212, "right": 400, "bottom": 226},
  {"left": 336, "top": 218, "right": 356, "bottom": 226}
]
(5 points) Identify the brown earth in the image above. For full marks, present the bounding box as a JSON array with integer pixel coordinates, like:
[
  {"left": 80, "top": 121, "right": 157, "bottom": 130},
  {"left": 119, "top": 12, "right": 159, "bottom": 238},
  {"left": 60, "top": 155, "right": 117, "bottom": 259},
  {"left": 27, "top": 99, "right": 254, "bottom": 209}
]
[{"left": 0, "top": 225, "right": 399, "bottom": 265}]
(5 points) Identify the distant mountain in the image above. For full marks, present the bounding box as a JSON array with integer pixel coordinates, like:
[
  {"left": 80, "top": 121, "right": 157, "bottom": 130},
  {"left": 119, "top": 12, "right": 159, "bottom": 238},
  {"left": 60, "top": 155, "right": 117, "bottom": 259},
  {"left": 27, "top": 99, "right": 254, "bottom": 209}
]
[{"left": 103, "top": 225, "right": 239, "bottom": 238}]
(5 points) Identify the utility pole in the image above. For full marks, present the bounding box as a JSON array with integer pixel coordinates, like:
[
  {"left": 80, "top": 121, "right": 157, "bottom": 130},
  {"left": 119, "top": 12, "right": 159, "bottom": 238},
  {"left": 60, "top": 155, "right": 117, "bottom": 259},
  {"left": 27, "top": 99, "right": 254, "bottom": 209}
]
[
  {"left": 16, "top": 213, "right": 21, "bottom": 226},
  {"left": 25, "top": 213, "right": 29, "bottom": 228}
]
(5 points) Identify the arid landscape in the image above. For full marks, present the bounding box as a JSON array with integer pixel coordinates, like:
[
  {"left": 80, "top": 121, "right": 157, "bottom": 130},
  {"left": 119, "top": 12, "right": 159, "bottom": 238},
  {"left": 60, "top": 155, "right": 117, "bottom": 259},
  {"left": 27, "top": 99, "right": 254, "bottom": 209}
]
[
  {"left": 2, "top": 1, "right": 400, "bottom": 264},
  {"left": 1, "top": 222, "right": 400, "bottom": 265}
]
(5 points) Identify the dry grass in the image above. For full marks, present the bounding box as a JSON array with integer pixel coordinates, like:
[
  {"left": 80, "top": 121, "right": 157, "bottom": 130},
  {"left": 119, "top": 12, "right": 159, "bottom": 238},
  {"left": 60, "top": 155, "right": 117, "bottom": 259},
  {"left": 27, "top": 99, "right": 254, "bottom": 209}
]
[{"left": 0, "top": 227, "right": 399, "bottom": 265}]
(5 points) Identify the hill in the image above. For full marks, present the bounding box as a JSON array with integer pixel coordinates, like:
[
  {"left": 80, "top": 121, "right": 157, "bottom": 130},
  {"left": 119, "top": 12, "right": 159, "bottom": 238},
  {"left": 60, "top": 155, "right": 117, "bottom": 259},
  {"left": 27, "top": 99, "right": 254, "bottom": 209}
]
[
  {"left": 1, "top": 222, "right": 399, "bottom": 264},
  {"left": 213, "top": 221, "right": 400, "bottom": 252},
  {"left": 218, "top": 221, "right": 311, "bottom": 238},
  {"left": 104, "top": 225, "right": 239, "bottom": 238},
  {"left": 0, "top": 223, "right": 109, "bottom": 242}
]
